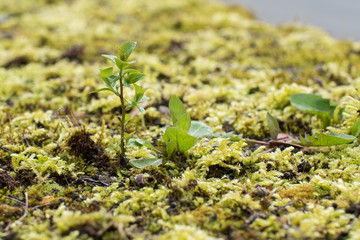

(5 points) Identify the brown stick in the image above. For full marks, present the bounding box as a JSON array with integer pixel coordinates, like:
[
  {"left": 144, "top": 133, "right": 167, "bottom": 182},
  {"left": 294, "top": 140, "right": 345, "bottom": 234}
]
[
  {"left": 119, "top": 73, "right": 126, "bottom": 164},
  {"left": 4, "top": 191, "right": 28, "bottom": 232}
]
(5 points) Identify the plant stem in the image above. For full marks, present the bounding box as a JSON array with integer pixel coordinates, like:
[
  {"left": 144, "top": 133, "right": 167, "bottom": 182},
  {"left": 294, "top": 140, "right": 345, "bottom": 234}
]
[{"left": 119, "top": 72, "right": 126, "bottom": 164}]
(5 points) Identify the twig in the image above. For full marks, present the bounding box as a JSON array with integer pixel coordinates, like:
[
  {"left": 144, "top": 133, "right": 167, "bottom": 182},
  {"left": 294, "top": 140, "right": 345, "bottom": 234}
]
[
  {"left": 5, "top": 195, "right": 25, "bottom": 205},
  {"left": 17, "top": 191, "right": 28, "bottom": 222},
  {"left": 4, "top": 191, "right": 28, "bottom": 232},
  {"left": 31, "top": 202, "right": 60, "bottom": 210},
  {"left": 245, "top": 139, "right": 303, "bottom": 149}
]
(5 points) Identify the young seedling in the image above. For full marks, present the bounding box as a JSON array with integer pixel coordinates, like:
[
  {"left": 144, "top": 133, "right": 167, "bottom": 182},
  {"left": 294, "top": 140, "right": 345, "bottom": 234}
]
[
  {"left": 128, "top": 96, "right": 212, "bottom": 168},
  {"left": 164, "top": 96, "right": 212, "bottom": 157},
  {"left": 91, "top": 42, "right": 149, "bottom": 164}
]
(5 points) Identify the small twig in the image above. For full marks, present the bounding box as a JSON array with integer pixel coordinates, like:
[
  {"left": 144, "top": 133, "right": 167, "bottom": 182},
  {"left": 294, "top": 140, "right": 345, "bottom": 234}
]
[
  {"left": 17, "top": 191, "right": 28, "bottom": 222},
  {"left": 245, "top": 139, "right": 303, "bottom": 148},
  {"left": 31, "top": 202, "right": 60, "bottom": 210},
  {"left": 4, "top": 191, "right": 28, "bottom": 232},
  {"left": 5, "top": 195, "right": 25, "bottom": 205}
]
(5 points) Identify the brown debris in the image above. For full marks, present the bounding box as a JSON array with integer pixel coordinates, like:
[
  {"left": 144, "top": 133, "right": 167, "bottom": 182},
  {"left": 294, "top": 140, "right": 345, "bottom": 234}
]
[
  {"left": 3, "top": 56, "right": 29, "bottom": 68},
  {"left": 346, "top": 201, "right": 360, "bottom": 217},
  {"left": 67, "top": 129, "right": 109, "bottom": 169},
  {"left": 0, "top": 171, "right": 18, "bottom": 190},
  {"left": 61, "top": 45, "right": 85, "bottom": 62}
]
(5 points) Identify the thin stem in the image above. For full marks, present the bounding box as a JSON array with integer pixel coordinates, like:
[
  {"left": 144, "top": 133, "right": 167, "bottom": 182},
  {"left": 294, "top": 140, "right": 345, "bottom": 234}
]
[{"left": 119, "top": 71, "right": 126, "bottom": 163}]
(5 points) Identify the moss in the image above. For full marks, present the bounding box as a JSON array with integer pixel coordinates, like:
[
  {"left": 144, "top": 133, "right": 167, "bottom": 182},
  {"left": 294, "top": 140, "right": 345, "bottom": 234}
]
[{"left": 1, "top": 0, "right": 360, "bottom": 238}]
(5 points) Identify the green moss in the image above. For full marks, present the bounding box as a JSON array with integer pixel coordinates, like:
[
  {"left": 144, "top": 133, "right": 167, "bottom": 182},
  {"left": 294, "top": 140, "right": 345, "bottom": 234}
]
[{"left": 1, "top": 0, "right": 360, "bottom": 238}]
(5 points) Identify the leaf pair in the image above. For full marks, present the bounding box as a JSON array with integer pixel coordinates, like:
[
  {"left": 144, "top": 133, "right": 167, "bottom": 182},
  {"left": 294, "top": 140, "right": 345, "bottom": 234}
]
[
  {"left": 90, "top": 67, "right": 120, "bottom": 95},
  {"left": 127, "top": 139, "right": 163, "bottom": 169},
  {"left": 163, "top": 96, "right": 212, "bottom": 157}
]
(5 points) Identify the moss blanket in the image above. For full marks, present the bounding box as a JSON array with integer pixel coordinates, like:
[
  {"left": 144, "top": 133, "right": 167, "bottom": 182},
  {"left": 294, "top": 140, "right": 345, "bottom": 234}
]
[{"left": 1, "top": 0, "right": 360, "bottom": 239}]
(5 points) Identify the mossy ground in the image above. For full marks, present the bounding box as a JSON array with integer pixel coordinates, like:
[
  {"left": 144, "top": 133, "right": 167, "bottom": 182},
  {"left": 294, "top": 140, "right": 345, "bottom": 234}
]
[{"left": 1, "top": 0, "right": 360, "bottom": 239}]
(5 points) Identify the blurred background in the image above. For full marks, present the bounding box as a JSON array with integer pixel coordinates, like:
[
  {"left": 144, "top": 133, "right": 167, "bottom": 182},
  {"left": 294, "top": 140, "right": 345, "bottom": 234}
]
[{"left": 222, "top": 0, "right": 360, "bottom": 41}]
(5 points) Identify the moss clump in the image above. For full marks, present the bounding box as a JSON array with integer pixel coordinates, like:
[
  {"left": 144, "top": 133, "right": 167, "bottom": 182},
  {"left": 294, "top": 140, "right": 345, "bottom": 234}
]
[{"left": 1, "top": 0, "right": 360, "bottom": 239}]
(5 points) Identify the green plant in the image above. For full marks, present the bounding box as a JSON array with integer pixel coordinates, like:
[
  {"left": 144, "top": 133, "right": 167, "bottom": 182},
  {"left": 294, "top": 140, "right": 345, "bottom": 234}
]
[
  {"left": 164, "top": 96, "right": 212, "bottom": 157},
  {"left": 290, "top": 93, "right": 338, "bottom": 126},
  {"left": 265, "top": 93, "right": 358, "bottom": 147},
  {"left": 91, "top": 42, "right": 148, "bottom": 163},
  {"left": 128, "top": 96, "right": 212, "bottom": 168}
]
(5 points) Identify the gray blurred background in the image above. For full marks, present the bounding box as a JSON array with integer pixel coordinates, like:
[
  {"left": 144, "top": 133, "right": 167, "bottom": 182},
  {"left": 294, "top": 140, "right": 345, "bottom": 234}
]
[{"left": 222, "top": 0, "right": 360, "bottom": 41}]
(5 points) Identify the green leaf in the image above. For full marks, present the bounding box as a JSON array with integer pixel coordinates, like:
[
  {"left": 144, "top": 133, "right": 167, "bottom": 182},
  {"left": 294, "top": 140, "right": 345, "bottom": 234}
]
[
  {"left": 129, "top": 158, "right": 162, "bottom": 168},
  {"left": 127, "top": 139, "right": 157, "bottom": 151},
  {"left": 108, "top": 75, "right": 120, "bottom": 87},
  {"left": 128, "top": 72, "right": 145, "bottom": 84},
  {"left": 300, "top": 131, "right": 356, "bottom": 146},
  {"left": 165, "top": 140, "right": 176, "bottom": 157},
  {"left": 125, "top": 98, "right": 132, "bottom": 106},
  {"left": 267, "top": 113, "right": 280, "bottom": 140},
  {"left": 135, "top": 103, "right": 145, "bottom": 113},
  {"left": 351, "top": 118, "right": 360, "bottom": 137},
  {"left": 188, "top": 121, "right": 213, "bottom": 138},
  {"left": 123, "top": 78, "right": 132, "bottom": 88},
  {"left": 133, "top": 84, "right": 145, "bottom": 102},
  {"left": 163, "top": 127, "right": 197, "bottom": 154},
  {"left": 117, "top": 42, "right": 137, "bottom": 61},
  {"left": 137, "top": 95, "right": 150, "bottom": 104},
  {"left": 100, "top": 67, "right": 113, "bottom": 81},
  {"left": 102, "top": 54, "right": 118, "bottom": 64},
  {"left": 124, "top": 132, "right": 133, "bottom": 143},
  {"left": 290, "top": 93, "right": 337, "bottom": 116},
  {"left": 115, "top": 58, "right": 130, "bottom": 70},
  {"left": 123, "top": 69, "right": 139, "bottom": 75},
  {"left": 169, "top": 96, "right": 191, "bottom": 132},
  {"left": 124, "top": 114, "right": 131, "bottom": 127}
]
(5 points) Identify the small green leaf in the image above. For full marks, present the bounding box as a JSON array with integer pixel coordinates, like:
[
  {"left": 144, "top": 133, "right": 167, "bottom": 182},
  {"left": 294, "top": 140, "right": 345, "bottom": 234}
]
[
  {"left": 125, "top": 98, "right": 132, "bottom": 107},
  {"left": 123, "top": 69, "right": 139, "bottom": 75},
  {"left": 123, "top": 78, "right": 132, "bottom": 88},
  {"left": 124, "top": 132, "right": 133, "bottom": 143},
  {"left": 102, "top": 54, "right": 118, "bottom": 64},
  {"left": 128, "top": 73, "right": 145, "bottom": 84},
  {"left": 300, "top": 131, "right": 356, "bottom": 146},
  {"left": 134, "top": 103, "right": 145, "bottom": 113},
  {"left": 290, "top": 93, "right": 337, "bottom": 116},
  {"left": 165, "top": 140, "right": 176, "bottom": 157},
  {"left": 109, "top": 75, "right": 120, "bottom": 87},
  {"left": 124, "top": 114, "right": 131, "bottom": 127},
  {"left": 174, "top": 114, "right": 191, "bottom": 132},
  {"left": 100, "top": 67, "right": 113, "bottom": 81},
  {"left": 133, "top": 84, "right": 145, "bottom": 102},
  {"left": 169, "top": 96, "right": 191, "bottom": 132},
  {"left": 117, "top": 42, "right": 137, "bottom": 61},
  {"left": 127, "top": 139, "right": 157, "bottom": 151},
  {"left": 267, "top": 113, "right": 280, "bottom": 140},
  {"left": 351, "top": 118, "right": 360, "bottom": 137},
  {"left": 188, "top": 121, "right": 213, "bottom": 138},
  {"left": 164, "top": 127, "right": 197, "bottom": 154},
  {"left": 115, "top": 58, "right": 130, "bottom": 70},
  {"left": 137, "top": 95, "right": 150, "bottom": 104}
]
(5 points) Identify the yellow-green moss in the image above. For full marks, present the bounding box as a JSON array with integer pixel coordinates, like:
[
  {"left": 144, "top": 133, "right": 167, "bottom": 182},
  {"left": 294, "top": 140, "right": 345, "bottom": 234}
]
[{"left": 1, "top": 0, "right": 360, "bottom": 239}]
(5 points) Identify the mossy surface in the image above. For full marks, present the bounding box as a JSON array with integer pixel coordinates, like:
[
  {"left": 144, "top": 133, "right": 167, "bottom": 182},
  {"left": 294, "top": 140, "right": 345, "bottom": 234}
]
[{"left": 1, "top": 0, "right": 360, "bottom": 239}]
